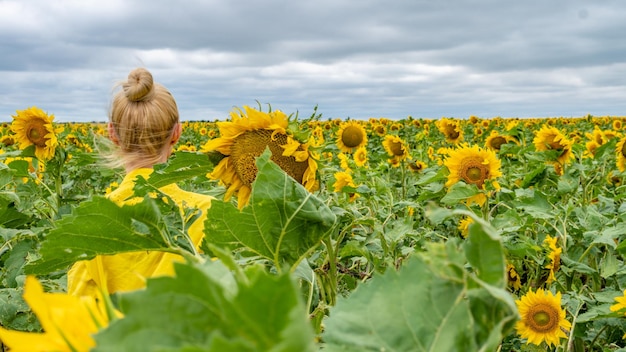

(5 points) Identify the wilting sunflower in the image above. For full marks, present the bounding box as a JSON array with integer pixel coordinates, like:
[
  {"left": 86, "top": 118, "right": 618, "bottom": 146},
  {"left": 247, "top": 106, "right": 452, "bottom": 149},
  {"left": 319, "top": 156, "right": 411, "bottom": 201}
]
[
  {"left": 336, "top": 120, "right": 368, "bottom": 153},
  {"left": 515, "top": 288, "right": 571, "bottom": 347},
  {"left": 533, "top": 125, "right": 574, "bottom": 165},
  {"left": 382, "top": 135, "right": 410, "bottom": 161},
  {"left": 435, "top": 117, "right": 464, "bottom": 144},
  {"left": 443, "top": 144, "right": 502, "bottom": 205},
  {"left": 544, "top": 235, "right": 562, "bottom": 284},
  {"left": 10, "top": 106, "right": 63, "bottom": 161},
  {"left": 201, "top": 105, "right": 318, "bottom": 209},
  {"left": 616, "top": 136, "right": 626, "bottom": 172}
]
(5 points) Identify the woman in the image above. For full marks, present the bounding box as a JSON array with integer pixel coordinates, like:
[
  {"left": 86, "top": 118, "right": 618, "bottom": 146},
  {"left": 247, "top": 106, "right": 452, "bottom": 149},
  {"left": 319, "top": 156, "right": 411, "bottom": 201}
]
[{"left": 67, "top": 67, "right": 213, "bottom": 297}]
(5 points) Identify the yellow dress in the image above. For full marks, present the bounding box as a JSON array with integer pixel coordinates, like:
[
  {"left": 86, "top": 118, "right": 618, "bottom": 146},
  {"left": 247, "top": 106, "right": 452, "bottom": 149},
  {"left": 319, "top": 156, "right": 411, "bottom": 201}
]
[{"left": 67, "top": 168, "right": 213, "bottom": 297}]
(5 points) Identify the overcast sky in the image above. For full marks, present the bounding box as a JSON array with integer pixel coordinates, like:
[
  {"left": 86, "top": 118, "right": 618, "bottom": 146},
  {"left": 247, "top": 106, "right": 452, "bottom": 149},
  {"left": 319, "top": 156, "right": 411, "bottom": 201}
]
[{"left": 1, "top": 1, "right": 626, "bottom": 123}]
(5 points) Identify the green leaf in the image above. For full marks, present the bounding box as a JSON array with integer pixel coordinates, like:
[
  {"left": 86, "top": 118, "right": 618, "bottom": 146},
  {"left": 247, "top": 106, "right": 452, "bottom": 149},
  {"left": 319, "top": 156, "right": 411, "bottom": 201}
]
[
  {"left": 24, "top": 196, "right": 173, "bottom": 274},
  {"left": 464, "top": 220, "right": 506, "bottom": 287},
  {"left": 511, "top": 189, "right": 554, "bottom": 219},
  {"left": 204, "top": 149, "right": 336, "bottom": 271},
  {"left": 440, "top": 182, "right": 479, "bottom": 205},
  {"left": 148, "top": 152, "right": 214, "bottom": 188},
  {"left": 93, "top": 261, "right": 315, "bottom": 352},
  {"left": 322, "top": 251, "right": 517, "bottom": 352},
  {"left": 0, "top": 288, "right": 40, "bottom": 332}
]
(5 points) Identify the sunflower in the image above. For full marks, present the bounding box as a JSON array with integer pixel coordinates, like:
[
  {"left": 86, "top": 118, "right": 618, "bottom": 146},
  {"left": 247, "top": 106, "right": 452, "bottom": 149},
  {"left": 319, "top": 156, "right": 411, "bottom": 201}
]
[
  {"left": 336, "top": 120, "right": 368, "bottom": 153},
  {"left": 382, "top": 135, "right": 410, "bottom": 161},
  {"left": 201, "top": 105, "right": 318, "bottom": 209},
  {"left": 507, "top": 263, "right": 522, "bottom": 291},
  {"left": 435, "top": 118, "right": 464, "bottom": 144},
  {"left": 408, "top": 160, "right": 427, "bottom": 173},
  {"left": 616, "top": 136, "right": 626, "bottom": 172},
  {"left": 333, "top": 171, "right": 359, "bottom": 202},
  {"left": 484, "top": 130, "right": 517, "bottom": 151},
  {"left": 611, "top": 289, "right": 626, "bottom": 338},
  {"left": 10, "top": 106, "right": 63, "bottom": 161},
  {"left": 372, "top": 124, "right": 386, "bottom": 137},
  {"left": 1, "top": 135, "right": 15, "bottom": 147},
  {"left": 515, "top": 288, "right": 571, "bottom": 347},
  {"left": 443, "top": 144, "right": 502, "bottom": 205},
  {"left": 353, "top": 146, "right": 368, "bottom": 167},
  {"left": 543, "top": 236, "right": 561, "bottom": 284},
  {"left": 338, "top": 152, "right": 351, "bottom": 172},
  {"left": 533, "top": 125, "right": 574, "bottom": 165},
  {"left": 457, "top": 216, "right": 473, "bottom": 238}
]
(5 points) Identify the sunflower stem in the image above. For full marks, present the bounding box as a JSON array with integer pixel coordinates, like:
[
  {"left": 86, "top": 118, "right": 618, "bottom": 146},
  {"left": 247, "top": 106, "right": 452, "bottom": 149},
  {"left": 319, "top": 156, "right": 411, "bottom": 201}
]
[{"left": 322, "top": 236, "right": 338, "bottom": 306}]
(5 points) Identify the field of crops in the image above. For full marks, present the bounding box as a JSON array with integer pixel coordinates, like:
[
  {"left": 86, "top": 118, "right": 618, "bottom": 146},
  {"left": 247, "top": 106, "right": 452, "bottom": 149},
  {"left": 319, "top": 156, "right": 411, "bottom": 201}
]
[{"left": 1, "top": 104, "right": 626, "bottom": 351}]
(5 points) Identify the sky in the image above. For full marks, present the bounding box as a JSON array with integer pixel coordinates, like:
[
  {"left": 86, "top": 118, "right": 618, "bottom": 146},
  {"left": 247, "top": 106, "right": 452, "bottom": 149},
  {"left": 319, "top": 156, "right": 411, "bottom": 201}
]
[{"left": 1, "top": 0, "right": 626, "bottom": 123}]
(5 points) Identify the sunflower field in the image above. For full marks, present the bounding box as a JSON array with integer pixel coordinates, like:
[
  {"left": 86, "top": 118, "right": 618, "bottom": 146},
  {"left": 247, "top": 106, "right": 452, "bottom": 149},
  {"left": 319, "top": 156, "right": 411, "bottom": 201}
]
[{"left": 1, "top": 104, "right": 626, "bottom": 351}]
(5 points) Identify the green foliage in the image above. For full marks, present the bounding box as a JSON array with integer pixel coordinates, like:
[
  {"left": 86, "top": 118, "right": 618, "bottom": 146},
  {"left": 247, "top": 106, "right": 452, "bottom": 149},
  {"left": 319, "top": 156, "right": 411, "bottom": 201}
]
[{"left": 93, "top": 261, "right": 315, "bottom": 352}]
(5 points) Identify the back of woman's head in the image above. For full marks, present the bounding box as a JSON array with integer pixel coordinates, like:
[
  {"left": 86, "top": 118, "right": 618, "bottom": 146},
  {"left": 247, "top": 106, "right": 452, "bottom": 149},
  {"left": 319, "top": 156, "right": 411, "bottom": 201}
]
[{"left": 108, "top": 67, "right": 179, "bottom": 168}]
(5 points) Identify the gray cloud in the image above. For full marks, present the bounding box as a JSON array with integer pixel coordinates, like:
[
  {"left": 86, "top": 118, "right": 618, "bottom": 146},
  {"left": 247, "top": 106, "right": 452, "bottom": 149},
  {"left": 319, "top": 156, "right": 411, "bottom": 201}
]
[{"left": 1, "top": 0, "right": 626, "bottom": 122}]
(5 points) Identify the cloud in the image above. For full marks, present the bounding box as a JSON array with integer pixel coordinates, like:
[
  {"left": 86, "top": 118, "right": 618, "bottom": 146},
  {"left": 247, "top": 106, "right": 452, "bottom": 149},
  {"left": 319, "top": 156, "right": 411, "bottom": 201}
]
[{"left": 1, "top": 0, "right": 626, "bottom": 122}]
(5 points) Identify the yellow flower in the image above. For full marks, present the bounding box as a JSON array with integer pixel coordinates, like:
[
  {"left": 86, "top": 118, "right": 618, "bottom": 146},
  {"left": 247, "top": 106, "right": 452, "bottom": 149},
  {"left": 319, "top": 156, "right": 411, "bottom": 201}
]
[
  {"left": 336, "top": 120, "right": 367, "bottom": 153},
  {"left": 544, "top": 235, "right": 561, "bottom": 284},
  {"left": 333, "top": 171, "right": 357, "bottom": 193},
  {"left": 435, "top": 117, "right": 464, "bottom": 144},
  {"left": 10, "top": 106, "right": 63, "bottom": 161},
  {"left": 338, "top": 152, "right": 351, "bottom": 172},
  {"left": 382, "top": 135, "right": 410, "bottom": 161},
  {"left": 610, "top": 288, "right": 626, "bottom": 337},
  {"left": 507, "top": 264, "right": 522, "bottom": 291},
  {"left": 616, "top": 136, "right": 626, "bottom": 172},
  {"left": 515, "top": 288, "right": 572, "bottom": 347},
  {"left": 443, "top": 144, "right": 502, "bottom": 206},
  {"left": 484, "top": 130, "right": 517, "bottom": 151},
  {"left": 200, "top": 105, "right": 318, "bottom": 209},
  {"left": 533, "top": 125, "right": 574, "bottom": 166},
  {"left": 0, "top": 276, "right": 111, "bottom": 352},
  {"left": 333, "top": 171, "right": 359, "bottom": 202},
  {"left": 353, "top": 146, "right": 368, "bottom": 167},
  {"left": 408, "top": 160, "right": 427, "bottom": 173},
  {"left": 457, "top": 216, "right": 473, "bottom": 238},
  {"left": 610, "top": 290, "right": 626, "bottom": 314}
]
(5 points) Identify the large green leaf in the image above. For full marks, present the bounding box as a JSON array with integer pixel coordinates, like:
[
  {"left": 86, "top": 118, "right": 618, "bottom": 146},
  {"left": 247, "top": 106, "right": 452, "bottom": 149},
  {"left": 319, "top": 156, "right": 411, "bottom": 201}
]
[
  {"left": 93, "top": 261, "right": 315, "bottom": 352},
  {"left": 463, "top": 217, "right": 506, "bottom": 287},
  {"left": 147, "top": 151, "right": 214, "bottom": 188},
  {"left": 321, "top": 242, "right": 517, "bottom": 352},
  {"left": 204, "top": 149, "right": 336, "bottom": 270},
  {"left": 24, "top": 196, "right": 177, "bottom": 274}
]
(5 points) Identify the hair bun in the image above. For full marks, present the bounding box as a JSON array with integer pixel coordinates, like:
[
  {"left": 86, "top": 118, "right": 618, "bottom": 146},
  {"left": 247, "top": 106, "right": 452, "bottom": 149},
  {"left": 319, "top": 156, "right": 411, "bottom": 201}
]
[{"left": 123, "top": 67, "right": 154, "bottom": 102}]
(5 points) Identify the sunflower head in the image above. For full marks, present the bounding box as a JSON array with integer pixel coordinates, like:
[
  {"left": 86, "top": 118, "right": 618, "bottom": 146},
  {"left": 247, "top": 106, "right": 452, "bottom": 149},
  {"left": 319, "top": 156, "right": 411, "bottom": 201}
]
[
  {"left": 382, "top": 135, "right": 410, "bottom": 160},
  {"left": 515, "top": 288, "right": 571, "bottom": 347},
  {"left": 10, "top": 106, "right": 61, "bottom": 161},
  {"left": 443, "top": 144, "right": 502, "bottom": 190},
  {"left": 336, "top": 121, "right": 368, "bottom": 153},
  {"left": 435, "top": 118, "right": 464, "bottom": 144},
  {"left": 201, "top": 105, "right": 319, "bottom": 209},
  {"left": 353, "top": 146, "right": 368, "bottom": 167},
  {"left": 533, "top": 125, "right": 574, "bottom": 165},
  {"left": 485, "top": 130, "right": 516, "bottom": 151}
]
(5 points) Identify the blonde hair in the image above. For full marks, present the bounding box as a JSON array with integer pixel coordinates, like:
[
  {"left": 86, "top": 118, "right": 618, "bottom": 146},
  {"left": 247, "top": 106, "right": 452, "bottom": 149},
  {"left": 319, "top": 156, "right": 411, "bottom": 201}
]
[{"left": 107, "top": 67, "right": 179, "bottom": 169}]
